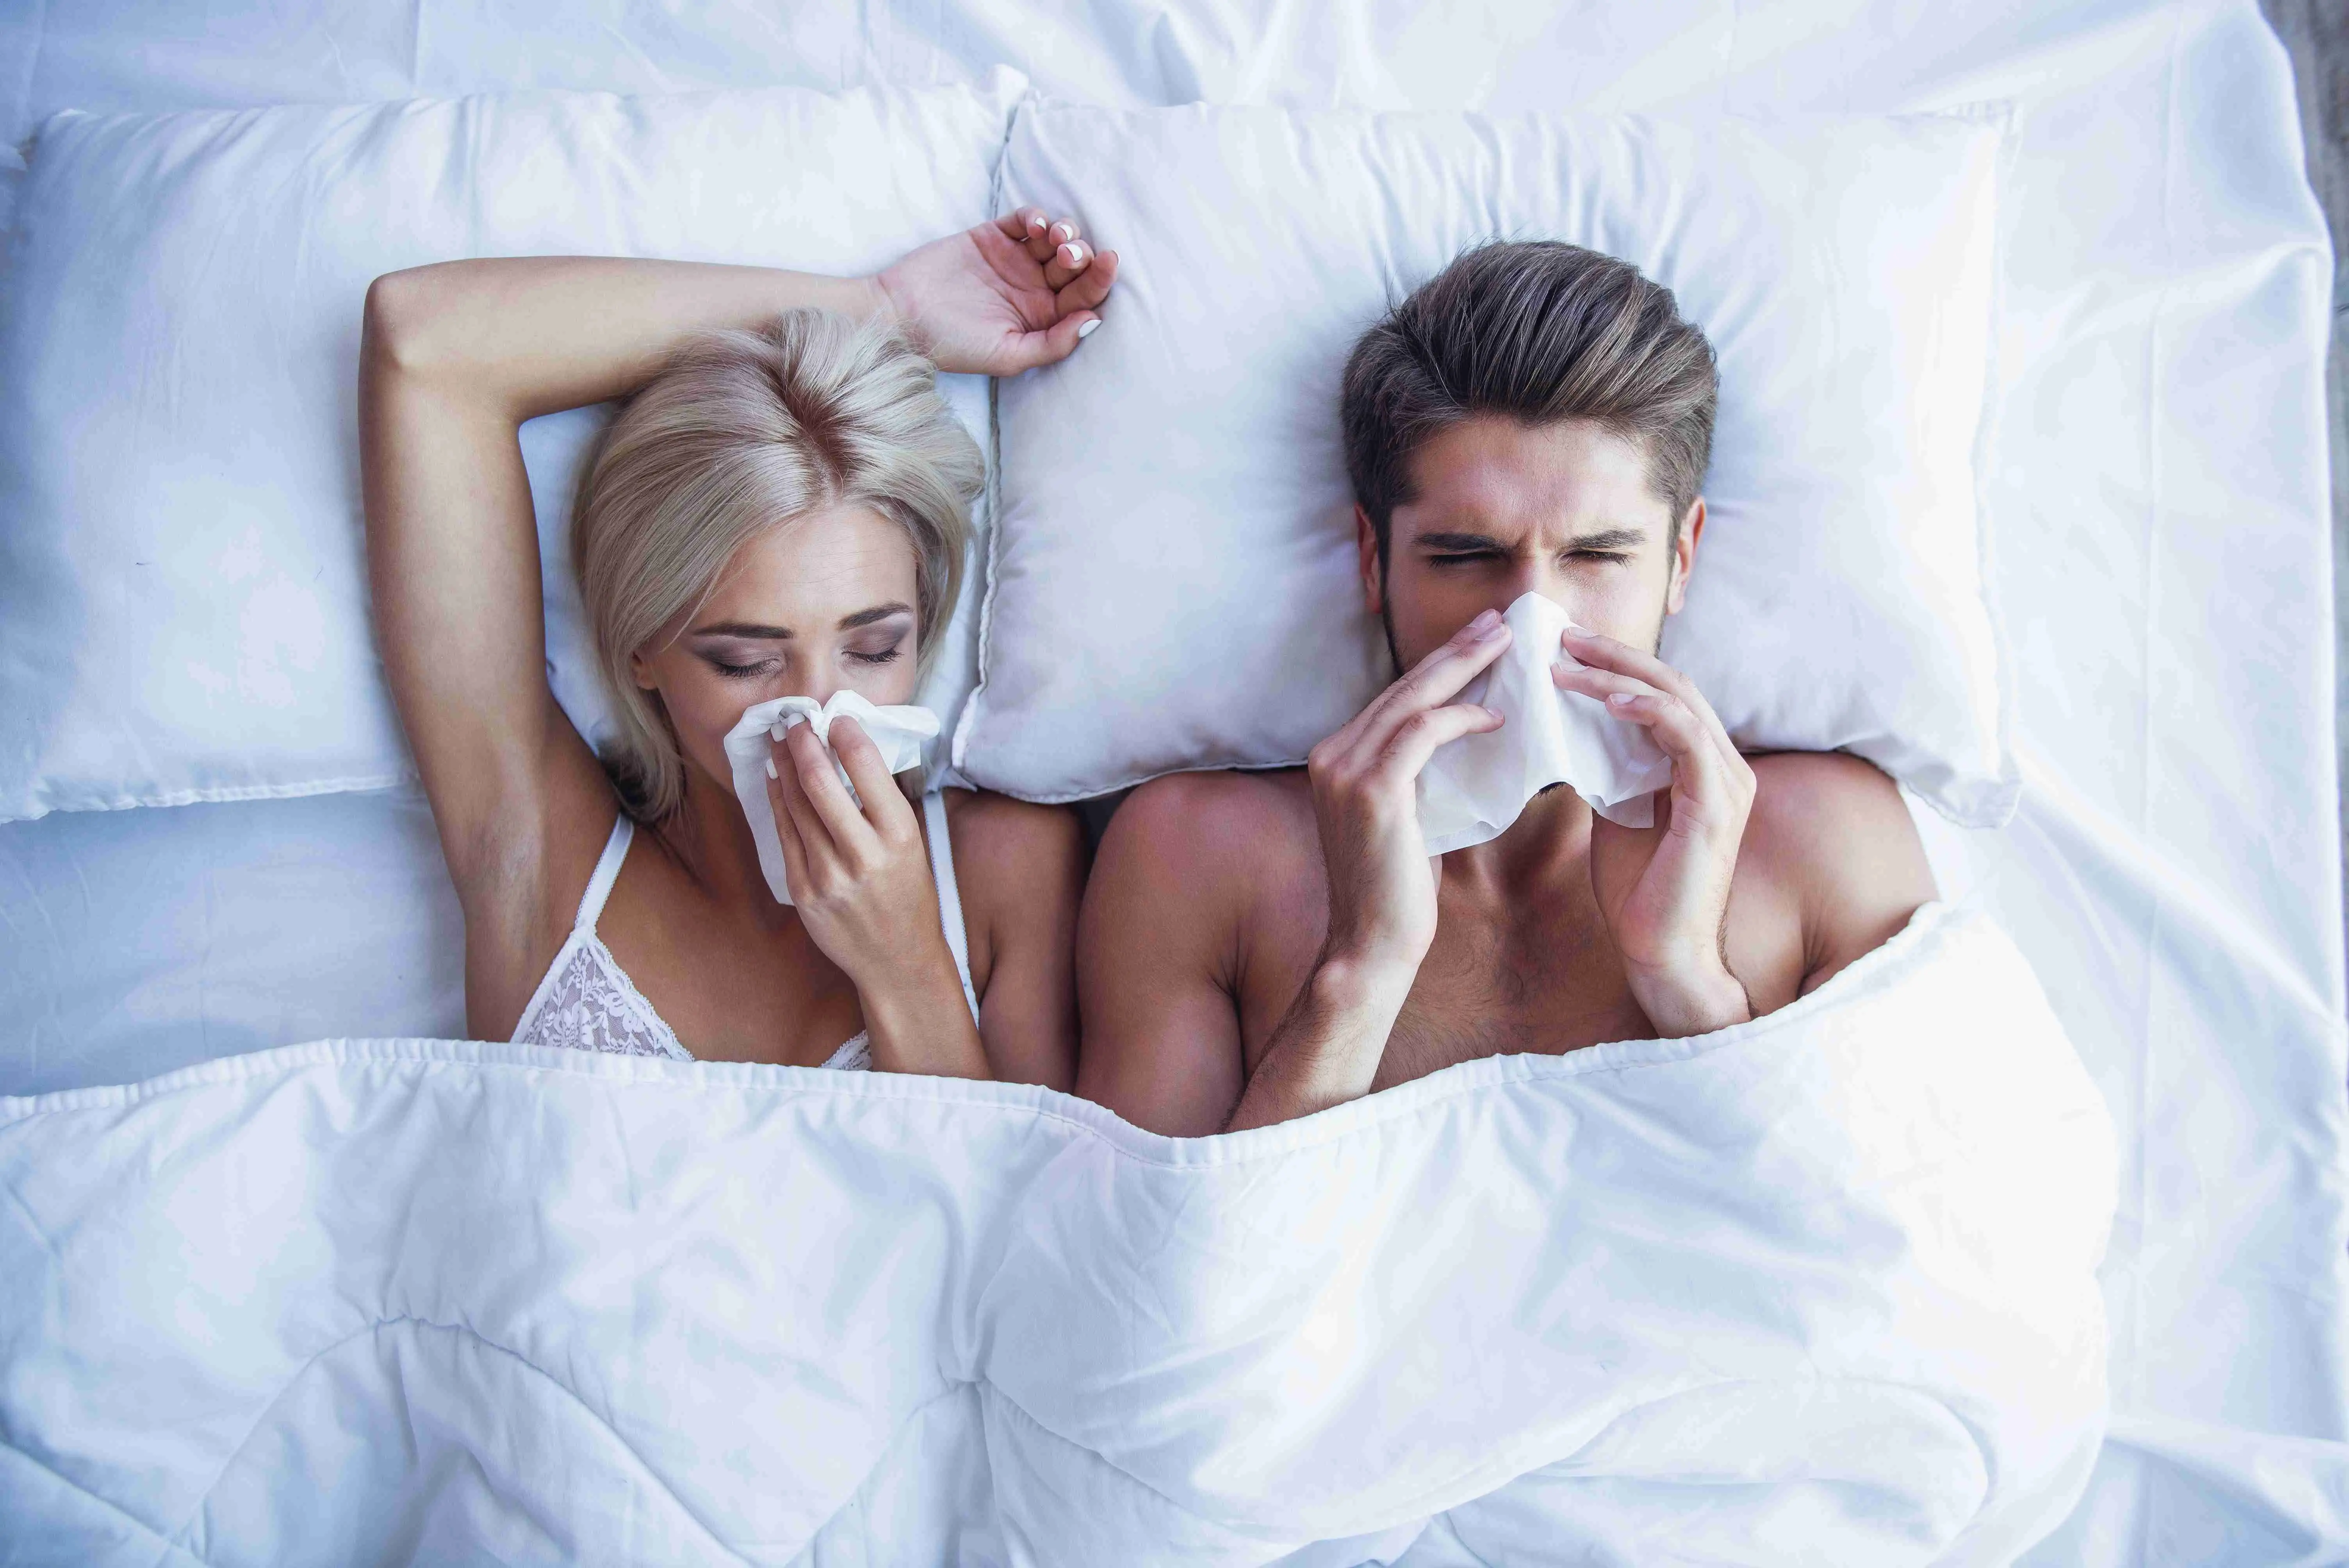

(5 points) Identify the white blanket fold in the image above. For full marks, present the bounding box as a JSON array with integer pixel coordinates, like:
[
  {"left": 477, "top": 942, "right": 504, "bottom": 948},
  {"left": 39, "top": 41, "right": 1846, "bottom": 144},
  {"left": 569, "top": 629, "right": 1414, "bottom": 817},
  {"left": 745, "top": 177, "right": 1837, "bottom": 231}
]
[{"left": 0, "top": 903, "right": 2114, "bottom": 1566}]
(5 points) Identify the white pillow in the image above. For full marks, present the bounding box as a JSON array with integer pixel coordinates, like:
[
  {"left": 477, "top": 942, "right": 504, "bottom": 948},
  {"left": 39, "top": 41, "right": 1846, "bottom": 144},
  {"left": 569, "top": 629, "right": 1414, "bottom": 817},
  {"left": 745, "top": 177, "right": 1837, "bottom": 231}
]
[
  {"left": 960, "top": 102, "right": 2016, "bottom": 825},
  {"left": 0, "top": 75, "right": 1025, "bottom": 821}
]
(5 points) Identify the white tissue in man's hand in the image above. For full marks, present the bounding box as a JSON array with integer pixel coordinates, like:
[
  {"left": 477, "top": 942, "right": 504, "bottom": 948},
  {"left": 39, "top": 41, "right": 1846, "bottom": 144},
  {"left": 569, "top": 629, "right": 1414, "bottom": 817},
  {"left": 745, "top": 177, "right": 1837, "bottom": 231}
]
[
  {"left": 1417, "top": 593, "right": 1673, "bottom": 854},
  {"left": 722, "top": 693, "right": 941, "bottom": 905}
]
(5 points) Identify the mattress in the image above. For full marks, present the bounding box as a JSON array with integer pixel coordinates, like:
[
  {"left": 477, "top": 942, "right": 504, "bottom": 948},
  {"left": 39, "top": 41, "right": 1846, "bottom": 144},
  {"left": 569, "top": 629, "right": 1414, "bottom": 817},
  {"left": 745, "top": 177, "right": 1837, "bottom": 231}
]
[{"left": 0, "top": 1, "right": 2340, "bottom": 1562}]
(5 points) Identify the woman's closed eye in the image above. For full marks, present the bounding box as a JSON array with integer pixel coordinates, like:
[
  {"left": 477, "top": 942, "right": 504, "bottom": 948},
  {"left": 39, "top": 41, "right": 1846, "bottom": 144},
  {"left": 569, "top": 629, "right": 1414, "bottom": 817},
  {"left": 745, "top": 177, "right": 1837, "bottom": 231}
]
[
  {"left": 845, "top": 638, "right": 905, "bottom": 667},
  {"left": 704, "top": 653, "right": 780, "bottom": 679}
]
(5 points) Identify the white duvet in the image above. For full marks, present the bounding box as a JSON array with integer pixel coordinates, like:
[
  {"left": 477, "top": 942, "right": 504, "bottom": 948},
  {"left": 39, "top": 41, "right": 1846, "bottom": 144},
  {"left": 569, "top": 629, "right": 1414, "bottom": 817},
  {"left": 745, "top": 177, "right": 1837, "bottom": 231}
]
[{"left": 0, "top": 903, "right": 2114, "bottom": 1566}]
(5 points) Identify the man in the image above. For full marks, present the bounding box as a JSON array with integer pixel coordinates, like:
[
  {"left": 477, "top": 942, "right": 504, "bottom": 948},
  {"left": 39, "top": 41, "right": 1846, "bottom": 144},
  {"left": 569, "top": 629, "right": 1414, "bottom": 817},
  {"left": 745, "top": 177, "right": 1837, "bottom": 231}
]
[{"left": 1076, "top": 241, "right": 1936, "bottom": 1135}]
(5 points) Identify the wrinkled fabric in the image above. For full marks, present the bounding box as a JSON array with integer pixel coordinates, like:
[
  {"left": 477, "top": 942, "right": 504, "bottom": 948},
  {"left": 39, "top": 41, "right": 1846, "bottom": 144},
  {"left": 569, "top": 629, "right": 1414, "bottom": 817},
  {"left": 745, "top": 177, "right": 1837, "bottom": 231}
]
[{"left": 0, "top": 903, "right": 2114, "bottom": 1565}]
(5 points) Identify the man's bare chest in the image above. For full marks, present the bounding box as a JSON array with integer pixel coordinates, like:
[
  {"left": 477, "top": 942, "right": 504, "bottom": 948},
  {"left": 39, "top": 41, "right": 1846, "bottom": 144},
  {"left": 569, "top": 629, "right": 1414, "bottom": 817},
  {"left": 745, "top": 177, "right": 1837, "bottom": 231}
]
[
  {"left": 1239, "top": 884, "right": 1652, "bottom": 1088},
  {"left": 1374, "top": 909, "right": 1654, "bottom": 1087}
]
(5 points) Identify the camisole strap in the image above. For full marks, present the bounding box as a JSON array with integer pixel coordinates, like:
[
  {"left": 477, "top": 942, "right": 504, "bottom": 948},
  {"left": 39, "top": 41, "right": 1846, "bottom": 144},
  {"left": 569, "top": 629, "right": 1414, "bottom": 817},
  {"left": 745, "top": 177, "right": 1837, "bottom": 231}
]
[
  {"left": 923, "top": 790, "right": 980, "bottom": 1024},
  {"left": 574, "top": 814, "right": 634, "bottom": 933}
]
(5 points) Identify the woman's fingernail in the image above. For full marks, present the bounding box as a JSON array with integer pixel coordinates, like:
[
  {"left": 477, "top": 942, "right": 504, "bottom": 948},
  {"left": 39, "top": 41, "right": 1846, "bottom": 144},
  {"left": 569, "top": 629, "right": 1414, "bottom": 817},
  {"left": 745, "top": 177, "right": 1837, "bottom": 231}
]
[
  {"left": 1609, "top": 692, "right": 1637, "bottom": 707},
  {"left": 1027, "top": 213, "right": 1046, "bottom": 231},
  {"left": 1053, "top": 222, "right": 1075, "bottom": 242},
  {"left": 1471, "top": 608, "right": 1503, "bottom": 636},
  {"left": 1076, "top": 318, "right": 1100, "bottom": 339},
  {"left": 1060, "top": 243, "right": 1082, "bottom": 265},
  {"left": 765, "top": 756, "right": 779, "bottom": 779}
]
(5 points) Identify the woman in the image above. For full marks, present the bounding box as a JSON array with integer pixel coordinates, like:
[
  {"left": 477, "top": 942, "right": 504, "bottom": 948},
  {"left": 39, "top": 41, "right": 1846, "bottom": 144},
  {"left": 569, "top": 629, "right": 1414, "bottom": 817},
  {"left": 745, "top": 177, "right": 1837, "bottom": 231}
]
[{"left": 360, "top": 211, "right": 1115, "bottom": 1083}]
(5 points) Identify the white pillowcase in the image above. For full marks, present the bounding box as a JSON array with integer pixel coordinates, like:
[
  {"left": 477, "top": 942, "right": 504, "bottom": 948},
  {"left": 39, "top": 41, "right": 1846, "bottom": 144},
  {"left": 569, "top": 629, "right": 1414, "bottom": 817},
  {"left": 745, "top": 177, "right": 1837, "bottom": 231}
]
[
  {"left": 960, "top": 102, "right": 2015, "bottom": 825},
  {"left": 0, "top": 75, "right": 1024, "bottom": 821}
]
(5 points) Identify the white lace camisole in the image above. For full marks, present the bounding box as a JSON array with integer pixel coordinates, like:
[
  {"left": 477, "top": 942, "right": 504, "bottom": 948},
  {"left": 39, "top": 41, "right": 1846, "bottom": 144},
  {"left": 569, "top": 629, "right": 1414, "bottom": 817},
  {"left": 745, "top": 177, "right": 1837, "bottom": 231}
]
[{"left": 511, "top": 790, "right": 979, "bottom": 1069}]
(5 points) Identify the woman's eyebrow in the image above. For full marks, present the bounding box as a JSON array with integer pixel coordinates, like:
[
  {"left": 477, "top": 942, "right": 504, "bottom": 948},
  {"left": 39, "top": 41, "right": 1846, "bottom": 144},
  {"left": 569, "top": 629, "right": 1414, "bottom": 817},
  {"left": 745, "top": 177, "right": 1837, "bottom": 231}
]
[
  {"left": 836, "top": 602, "right": 914, "bottom": 631},
  {"left": 690, "top": 620, "right": 793, "bottom": 639}
]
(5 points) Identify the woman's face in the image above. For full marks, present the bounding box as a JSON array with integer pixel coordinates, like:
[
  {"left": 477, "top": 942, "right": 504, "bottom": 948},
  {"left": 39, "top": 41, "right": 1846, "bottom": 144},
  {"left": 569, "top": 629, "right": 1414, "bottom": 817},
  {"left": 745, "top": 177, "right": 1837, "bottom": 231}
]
[{"left": 631, "top": 504, "right": 924, "bottom": 798}]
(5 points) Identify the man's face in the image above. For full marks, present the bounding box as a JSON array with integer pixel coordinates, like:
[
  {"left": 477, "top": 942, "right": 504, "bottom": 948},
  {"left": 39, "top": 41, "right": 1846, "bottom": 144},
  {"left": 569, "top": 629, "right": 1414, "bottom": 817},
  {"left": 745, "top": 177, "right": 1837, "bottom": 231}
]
[{"left": 1359, "top": 415, "right": 1702, "bottom": 674}]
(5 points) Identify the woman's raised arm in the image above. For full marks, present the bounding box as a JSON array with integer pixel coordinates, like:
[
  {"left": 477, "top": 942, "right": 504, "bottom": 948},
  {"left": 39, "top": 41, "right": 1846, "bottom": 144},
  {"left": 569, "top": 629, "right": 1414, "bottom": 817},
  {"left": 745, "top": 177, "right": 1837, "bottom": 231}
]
[
  {"left": 359, "top": 220, "right": 1117, "bottom": 914},
  {"left": 360, "top": 258, "right": 883, "bottom": 908}
]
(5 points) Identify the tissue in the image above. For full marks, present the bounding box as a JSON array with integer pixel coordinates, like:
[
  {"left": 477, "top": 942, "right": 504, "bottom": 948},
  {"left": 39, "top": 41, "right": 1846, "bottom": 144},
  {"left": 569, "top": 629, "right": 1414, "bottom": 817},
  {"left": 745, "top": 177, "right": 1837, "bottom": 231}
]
[
  {"left": 723, "top": 693, "right": 941, "bottom": 905},
  {"left": 1417, "top": 593, "right": 1674, "bottom": 854}
]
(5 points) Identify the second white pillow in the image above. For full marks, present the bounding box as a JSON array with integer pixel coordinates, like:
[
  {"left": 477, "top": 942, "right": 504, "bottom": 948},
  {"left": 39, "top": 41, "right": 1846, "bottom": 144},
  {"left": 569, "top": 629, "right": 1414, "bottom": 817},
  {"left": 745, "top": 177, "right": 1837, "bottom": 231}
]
[{"left": 963, "top": 102, "right": 2012, "bottom": 825}]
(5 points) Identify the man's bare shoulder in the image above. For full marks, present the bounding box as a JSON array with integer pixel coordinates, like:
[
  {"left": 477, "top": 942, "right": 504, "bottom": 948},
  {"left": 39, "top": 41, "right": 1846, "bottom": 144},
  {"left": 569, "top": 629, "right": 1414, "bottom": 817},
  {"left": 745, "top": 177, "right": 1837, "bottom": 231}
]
[
  {"left": 1104, "top": 768, "right": 1318, "bottom": 875},
  {"left": 1741, "top": 751, "right": 1925, "bottom": 870},
  {"left": 1737, "top": 751, "right": 1937, "bottom": 982},
  {"left": 939, "top": 785, "right": 1084, "bottom": 873}
]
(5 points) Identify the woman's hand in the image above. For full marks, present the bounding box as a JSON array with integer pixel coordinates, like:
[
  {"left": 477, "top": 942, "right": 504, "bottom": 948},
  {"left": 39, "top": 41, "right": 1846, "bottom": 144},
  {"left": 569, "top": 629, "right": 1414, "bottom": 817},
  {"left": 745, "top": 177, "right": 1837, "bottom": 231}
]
[
  {"left": 1552, "top": 628, "right": 1756, "bottom": 1037},
  {"left": 768, "top": 717, "right": 987, "bottom": 1077},
  {"left": 872, "top": 209, "right": 1118, "bottom": 377}
]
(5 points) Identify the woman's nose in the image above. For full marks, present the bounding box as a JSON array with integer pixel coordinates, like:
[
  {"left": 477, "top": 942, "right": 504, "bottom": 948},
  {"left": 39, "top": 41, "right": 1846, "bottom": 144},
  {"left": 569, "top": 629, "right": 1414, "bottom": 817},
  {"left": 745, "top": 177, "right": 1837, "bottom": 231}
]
[{"left": 781, "top": 672, "right": 838, "bottom": 707}]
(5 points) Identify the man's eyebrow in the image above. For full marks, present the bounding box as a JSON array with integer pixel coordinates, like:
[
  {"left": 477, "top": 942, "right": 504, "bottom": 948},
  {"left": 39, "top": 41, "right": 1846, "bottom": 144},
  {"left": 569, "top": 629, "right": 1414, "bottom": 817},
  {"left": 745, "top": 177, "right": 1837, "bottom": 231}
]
[
  {"left": 1412, "top": 530, "right": 1510, "bottom": 552},
  {"left": 837, "top": 602, "right": 915, "bottom": 631},
  {"left": 1561, "top": 527, "right": 1648, "bottom": 552},
  {"left": 1410, "top": 527, "right": 1650, "bottom": 552}
]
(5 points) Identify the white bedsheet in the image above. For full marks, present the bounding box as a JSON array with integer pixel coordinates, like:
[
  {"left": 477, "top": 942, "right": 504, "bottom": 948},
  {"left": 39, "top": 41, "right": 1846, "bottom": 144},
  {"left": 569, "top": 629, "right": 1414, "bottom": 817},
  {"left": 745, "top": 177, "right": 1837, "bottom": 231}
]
[
  {"left": 0, "top": 2, "right": 2340, "bottom": 1563},
  {"left": 0, "top": 905, "right": 2116, "bottom": 1565}
]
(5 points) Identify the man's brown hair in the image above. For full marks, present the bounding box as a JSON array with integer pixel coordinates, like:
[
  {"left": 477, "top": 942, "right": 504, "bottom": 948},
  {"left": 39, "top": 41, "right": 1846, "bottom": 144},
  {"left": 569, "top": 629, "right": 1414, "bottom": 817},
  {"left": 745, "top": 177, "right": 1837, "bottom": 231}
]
[{"left": 1341, "top": 241, "right": 1718, "bottom": 565}]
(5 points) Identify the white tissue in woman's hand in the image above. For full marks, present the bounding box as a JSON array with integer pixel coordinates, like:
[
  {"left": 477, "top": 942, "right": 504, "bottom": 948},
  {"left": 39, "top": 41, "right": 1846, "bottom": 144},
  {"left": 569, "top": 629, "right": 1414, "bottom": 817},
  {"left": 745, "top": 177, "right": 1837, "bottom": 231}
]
[
  {"left": 722, "top": 692, "right": 941, "bottom": 905},
  {"left": 1417, "top": 593, "right": 1673, "bottom": 855}
]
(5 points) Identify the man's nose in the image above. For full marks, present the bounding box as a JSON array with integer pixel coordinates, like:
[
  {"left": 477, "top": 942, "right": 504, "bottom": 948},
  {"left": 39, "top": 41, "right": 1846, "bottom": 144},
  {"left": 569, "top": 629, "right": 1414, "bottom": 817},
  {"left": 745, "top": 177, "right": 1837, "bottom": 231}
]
[
  {"left": 1495, "top": 557, "right": 1548, "bottom": 610},
  {"left": 1495, "top": 559, "right": 1587, "bottom": 626}
]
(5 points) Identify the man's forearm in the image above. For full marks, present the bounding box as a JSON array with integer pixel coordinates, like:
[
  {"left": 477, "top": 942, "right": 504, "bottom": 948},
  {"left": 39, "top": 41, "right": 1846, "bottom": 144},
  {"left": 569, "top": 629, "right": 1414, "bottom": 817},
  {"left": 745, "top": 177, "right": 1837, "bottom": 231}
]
[
  {"left": 1624, "top": 955, "right": 1753, "bottom": 1039},
  {"left": 1223, "top": 949, "right": 1417, "bottom": 1131}
]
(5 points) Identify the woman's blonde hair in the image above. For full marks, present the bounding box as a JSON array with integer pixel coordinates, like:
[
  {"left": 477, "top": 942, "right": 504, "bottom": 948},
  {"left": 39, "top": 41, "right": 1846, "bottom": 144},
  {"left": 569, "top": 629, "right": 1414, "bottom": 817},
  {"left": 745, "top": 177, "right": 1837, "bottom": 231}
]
[{"left": 574, "top": 308, "right": 982, "bottom": 820}]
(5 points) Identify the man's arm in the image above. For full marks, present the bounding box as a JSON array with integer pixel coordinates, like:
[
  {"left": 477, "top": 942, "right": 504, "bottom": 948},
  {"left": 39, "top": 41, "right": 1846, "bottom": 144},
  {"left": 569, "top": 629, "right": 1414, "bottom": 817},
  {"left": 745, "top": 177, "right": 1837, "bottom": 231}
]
[
  {"left": 952, "top": 792, "right": 1087, "bottom": 1092},
  {"left": 1223, "top": 947, "right": 1417, "bottom": 1130},
  {"left": 1224, "top": 612, "right": 1511, "bottom": 1131},
  {"left": 1076, "top": 775, "right": 1258, "bottom": 1137}
]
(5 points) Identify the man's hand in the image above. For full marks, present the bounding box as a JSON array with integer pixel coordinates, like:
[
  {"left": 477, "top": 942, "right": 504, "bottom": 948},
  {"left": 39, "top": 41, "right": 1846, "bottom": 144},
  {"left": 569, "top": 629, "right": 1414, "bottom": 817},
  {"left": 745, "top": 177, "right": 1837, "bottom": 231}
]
[
  {"left": 871, "top": 209, "right": 1118, "bottom": 377},
  {"left": 1224, "top": 610, "right": 1509, "bottom": 1130},
  {"left": 1308, "top": 608, "right": 1512, "bottom": 965},
  {"left": 1552, "top": 627, "right": 1756, "bottom": 1037}
]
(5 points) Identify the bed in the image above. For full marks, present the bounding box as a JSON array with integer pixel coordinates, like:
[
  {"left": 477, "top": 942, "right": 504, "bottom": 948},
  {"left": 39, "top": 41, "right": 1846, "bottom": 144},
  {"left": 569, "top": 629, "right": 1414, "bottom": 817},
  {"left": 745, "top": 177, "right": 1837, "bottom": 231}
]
[{"left": 0, "top": 1, "right": 2341, "bottom": 1562}]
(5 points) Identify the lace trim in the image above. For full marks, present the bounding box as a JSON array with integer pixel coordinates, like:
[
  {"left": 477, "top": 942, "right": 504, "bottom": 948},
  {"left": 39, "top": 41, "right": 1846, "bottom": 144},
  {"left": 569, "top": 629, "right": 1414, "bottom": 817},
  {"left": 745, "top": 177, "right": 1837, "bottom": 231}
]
[
  {"left": 513, "top": 935, "right": 691, "bottom": 1061},
  {"left": 517, "top": 932, "right": 872, "bottom": 1072},
  {"left": 822, "top": 1032, "right": 873, "bottom": 1071}
]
